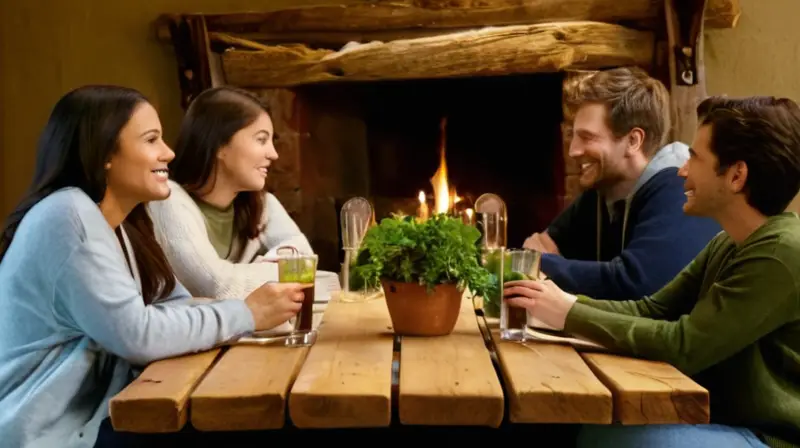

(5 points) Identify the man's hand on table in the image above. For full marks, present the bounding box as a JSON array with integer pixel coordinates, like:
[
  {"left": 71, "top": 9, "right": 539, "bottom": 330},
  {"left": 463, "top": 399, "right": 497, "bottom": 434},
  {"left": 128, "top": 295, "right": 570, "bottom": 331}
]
[
  {"left": 523, "top": 231, "right": 560, "bottom": 255},
  {"left": 503, "top": 279, "right": 577, "bottom": 330}
]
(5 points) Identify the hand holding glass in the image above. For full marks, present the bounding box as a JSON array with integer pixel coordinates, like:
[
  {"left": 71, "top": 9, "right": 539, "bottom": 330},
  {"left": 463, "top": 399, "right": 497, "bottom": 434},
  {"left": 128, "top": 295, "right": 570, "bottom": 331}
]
[
  {"left": 500, "top": 249, "right": 541, "bottom": 341},
  {"left": 278, "top": 253, "right": 318, "bottom": 347}
]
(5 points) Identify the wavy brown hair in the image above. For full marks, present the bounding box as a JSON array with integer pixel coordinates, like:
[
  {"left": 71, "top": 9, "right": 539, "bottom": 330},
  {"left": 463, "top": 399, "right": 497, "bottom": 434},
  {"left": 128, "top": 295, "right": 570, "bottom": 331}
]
[
  {"left": 565, "top": 67, "right": 671, "bottom": 157},
  {"left": 697, "top": 95, "right": 800, "bottom": 216},
  {"left": 0, "top": 85, "right": 176, "bottom": 304},
  {"left": 170, "top": 86, "right": 272, "bottom": 242}
]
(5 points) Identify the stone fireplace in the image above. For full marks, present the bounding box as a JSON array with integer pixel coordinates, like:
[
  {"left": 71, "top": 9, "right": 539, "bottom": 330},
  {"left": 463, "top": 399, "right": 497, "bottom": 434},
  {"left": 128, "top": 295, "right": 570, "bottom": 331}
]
[{"left": 158, "top": 0, "right": 738, "bottom": 270}]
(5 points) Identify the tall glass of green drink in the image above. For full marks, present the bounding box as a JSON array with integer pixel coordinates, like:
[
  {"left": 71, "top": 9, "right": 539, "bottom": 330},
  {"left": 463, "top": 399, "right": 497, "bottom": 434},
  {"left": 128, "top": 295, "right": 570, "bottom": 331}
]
[
  {"left": 500, "top": 249, "right": 541, "bottom": 341},
  {"left": 278, "top": 253, "right": 318, "bottom": 347}
]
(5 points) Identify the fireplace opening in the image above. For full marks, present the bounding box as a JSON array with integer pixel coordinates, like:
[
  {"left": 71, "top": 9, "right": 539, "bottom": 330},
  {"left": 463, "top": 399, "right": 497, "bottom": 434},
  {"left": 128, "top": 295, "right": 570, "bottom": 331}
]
[{"left": 286, "top": 72, "right": 568, "bottom": 270}]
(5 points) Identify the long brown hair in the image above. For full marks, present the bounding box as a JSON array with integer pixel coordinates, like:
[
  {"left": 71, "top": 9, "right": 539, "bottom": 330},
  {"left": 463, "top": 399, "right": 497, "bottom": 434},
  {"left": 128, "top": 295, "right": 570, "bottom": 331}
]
[
  {"left": 0, "top": 85, "right": 176, "bottom": 304},
  {"left": 170, "top": 86, "right": 271, "bottom": 242}
]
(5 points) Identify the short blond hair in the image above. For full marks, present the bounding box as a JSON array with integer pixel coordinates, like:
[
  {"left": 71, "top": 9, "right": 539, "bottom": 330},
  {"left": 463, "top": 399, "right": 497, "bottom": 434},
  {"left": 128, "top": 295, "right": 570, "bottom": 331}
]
[{"left": 565, "top": 67, "right": 671, "bottom": 156}]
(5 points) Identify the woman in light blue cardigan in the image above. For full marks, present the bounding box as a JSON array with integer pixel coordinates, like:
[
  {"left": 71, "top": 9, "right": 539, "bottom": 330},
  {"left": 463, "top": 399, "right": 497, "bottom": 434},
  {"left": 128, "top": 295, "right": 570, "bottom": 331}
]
[{"left": 0, "top": 86, "right": 309, "bottom": 448}]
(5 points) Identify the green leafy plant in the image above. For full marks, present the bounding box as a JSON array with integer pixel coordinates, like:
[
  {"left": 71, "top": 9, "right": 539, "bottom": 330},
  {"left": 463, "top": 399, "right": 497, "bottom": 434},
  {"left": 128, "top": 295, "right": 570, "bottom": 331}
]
[{"left": 352, "top": 214, "right": 492, "bottom": 296}]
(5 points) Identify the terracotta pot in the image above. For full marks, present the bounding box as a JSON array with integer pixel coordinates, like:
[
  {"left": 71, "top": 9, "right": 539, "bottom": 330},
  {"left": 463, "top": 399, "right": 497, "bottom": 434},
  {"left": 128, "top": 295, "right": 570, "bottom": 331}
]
[{"left": 380, "top": 279, "right": 463, "bottom": 337}]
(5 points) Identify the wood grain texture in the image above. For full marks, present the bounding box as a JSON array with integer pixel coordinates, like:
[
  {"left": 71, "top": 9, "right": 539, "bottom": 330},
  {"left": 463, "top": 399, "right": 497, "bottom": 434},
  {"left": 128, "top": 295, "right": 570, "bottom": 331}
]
[
  {"left": 581, "top": 353, "right": 710, "bottom": 424},
  {"left": 199, "top": 0, "right": 736, "bottom": 34},
  {"left": 221, "top": 21, "right": 654, "bottom": 87},
  {"left": 109, "top": 349, "right": 221, "bottom": 433},
  {"left": 399, "top": 297, "right": 504, "bottom": 426},
  {"left": 288, "top": 295, "right": 395, "bottom": 428},
  {"left": 486, "top": 319, "right": 613, "bottom": 423},
  {"left": 189, "top": 345, "right": 309, "bottom": 431}
]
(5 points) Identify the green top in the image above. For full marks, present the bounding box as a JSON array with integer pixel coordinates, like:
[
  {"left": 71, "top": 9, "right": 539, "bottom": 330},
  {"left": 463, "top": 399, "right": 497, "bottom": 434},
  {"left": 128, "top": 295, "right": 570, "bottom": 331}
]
[
  {"left": 193, "top": 197, "right": 235, "bottom": 259},
  {"left": 565, "top": 212, "right": 800, "bottom": 447}
]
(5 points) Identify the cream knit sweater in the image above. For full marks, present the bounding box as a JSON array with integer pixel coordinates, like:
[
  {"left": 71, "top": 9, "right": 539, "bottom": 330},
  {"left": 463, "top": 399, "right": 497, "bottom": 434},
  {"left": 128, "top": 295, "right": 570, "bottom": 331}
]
[{"left": 148, "top": 180, "right": 314, "bottom": 300}]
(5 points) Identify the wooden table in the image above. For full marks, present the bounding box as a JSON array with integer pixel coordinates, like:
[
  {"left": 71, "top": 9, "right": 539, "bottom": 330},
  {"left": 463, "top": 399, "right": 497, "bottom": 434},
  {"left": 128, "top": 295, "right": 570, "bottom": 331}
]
[{"left": 108, "top": 293, "right": 709, "bottom": 433}]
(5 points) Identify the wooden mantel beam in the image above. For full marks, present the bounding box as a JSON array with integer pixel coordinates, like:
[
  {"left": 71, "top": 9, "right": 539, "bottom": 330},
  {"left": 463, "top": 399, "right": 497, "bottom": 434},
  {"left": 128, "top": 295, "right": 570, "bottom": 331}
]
[
  {"left": 220, "top": 21, "right": 654, "bottom": 88},
  {"left": 197, "top": 0, "right": 739, "bottom": 37}
]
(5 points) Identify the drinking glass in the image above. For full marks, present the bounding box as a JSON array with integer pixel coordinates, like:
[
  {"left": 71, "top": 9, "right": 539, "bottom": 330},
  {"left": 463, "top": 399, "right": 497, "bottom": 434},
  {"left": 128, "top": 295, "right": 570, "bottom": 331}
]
[
  {"left": 474, "top": 193, "right": 507, "bottom": 249},
  {"left": 477, "top": 211, "right": 506, "bottom": 250},
  {"left": 339, "top": 197, "right": 373, "bottom": 302},
  {"left": 500, "top": 249, "right": 541, "bottom": 341},
  {"left": 480, "top": 246, "right": 508, "bottom": 318},
  {"left": 278, "top": 253, "right": 318, "bottom": 347}
]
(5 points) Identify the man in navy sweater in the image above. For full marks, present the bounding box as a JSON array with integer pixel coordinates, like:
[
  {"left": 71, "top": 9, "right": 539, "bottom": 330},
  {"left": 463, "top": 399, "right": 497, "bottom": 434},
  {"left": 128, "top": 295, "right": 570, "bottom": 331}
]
[{"left": 524, "top": 67, "right": 721, "bottom": 300}]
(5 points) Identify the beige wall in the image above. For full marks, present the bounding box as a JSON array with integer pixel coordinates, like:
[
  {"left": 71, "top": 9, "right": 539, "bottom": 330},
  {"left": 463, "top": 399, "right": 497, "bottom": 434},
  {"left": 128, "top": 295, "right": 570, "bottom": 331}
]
[
  {"left": 1, "top": 0, "right": 798, "bottom": 217},
  {"left": 0, "top": 0, "right": 357, "bottom": 217},
  {"left": 704, "top": 0, "right": 800, "bottom": 213}
]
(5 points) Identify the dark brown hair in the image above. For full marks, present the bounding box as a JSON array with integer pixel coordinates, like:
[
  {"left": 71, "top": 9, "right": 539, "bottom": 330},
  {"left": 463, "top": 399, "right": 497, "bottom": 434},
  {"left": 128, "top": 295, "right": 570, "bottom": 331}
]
[
  {"left": 697, "top": 95, "right": 800, "bottom": 216},
  {"left": 565, "top": 67, "right": 671, "bottom": 156},
  {"left": 170, "top": 86, "right": 272, "bottom": 242},
  {"left": 0, "top": 85, "right": 176, "bottom": 304}
]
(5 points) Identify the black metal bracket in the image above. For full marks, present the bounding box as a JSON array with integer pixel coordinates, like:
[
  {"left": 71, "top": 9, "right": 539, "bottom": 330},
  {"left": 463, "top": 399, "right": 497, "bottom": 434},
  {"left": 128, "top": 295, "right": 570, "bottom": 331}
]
[{"left": 670, "top": 0, "right": 708, "bottom": 86}]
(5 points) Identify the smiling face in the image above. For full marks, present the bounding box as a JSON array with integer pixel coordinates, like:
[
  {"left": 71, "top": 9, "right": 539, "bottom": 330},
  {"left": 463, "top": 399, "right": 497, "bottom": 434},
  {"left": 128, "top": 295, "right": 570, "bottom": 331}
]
[
  {"left": 568, "top": 103, "right": 630, "bottom": 190},
  {"left": 105, "top": 102, "right": 175, "bottom": 203},
  {"left": 679, "top": 123, "right": 733, "bottom": 217},
  {"left": 215, "top": 111, "right": 278, "bottom": 193}
]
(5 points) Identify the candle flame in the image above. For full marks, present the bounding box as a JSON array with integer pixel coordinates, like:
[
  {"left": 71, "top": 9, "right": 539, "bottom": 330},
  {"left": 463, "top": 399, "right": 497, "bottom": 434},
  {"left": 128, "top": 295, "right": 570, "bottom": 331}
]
[{"left": 418, "top": 190, "right": 426, "bottom": 203}]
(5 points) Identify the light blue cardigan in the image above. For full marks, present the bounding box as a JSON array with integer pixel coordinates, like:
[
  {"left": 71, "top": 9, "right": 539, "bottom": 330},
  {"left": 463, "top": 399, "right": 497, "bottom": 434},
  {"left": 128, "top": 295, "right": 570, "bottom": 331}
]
[{"left": 0, "top": 188, "right": 255, "bottom": 447}]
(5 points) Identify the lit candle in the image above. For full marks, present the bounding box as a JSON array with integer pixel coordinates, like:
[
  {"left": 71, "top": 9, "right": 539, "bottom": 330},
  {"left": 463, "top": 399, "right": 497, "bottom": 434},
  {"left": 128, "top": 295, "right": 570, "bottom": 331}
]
[
  {"left": 418, "top": 191, "right": 429, "bottom": 221},
  {"left": 465, "top": 208, "right": 474, "bottom": 226}
]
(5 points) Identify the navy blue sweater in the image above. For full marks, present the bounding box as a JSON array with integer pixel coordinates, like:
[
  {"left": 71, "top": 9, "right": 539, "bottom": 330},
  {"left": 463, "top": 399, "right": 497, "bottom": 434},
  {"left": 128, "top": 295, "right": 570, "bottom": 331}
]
[{"left": 542, "top": 167, "right": 721, "bottom": 300}]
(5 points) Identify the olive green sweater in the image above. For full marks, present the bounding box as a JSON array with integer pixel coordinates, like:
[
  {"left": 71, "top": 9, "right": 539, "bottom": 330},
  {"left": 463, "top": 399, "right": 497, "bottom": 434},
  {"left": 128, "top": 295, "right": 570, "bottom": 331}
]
[{"left": 564, "top": 212, "right": 800, "bottom": 447}]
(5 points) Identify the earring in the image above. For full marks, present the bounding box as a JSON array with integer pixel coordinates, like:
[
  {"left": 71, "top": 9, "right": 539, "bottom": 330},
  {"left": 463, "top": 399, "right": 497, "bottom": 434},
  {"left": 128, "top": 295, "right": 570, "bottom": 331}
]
[{"left": 105, "top": 162, "right": 112, "bottom": 170}]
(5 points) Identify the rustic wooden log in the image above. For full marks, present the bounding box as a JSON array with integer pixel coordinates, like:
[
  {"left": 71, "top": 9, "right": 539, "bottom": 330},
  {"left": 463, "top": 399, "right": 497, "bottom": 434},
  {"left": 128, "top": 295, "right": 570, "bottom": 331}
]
[
  {"left": 198, "top": 0, "right": 739, "bottom": 35},
  {"left": 220, "top": 22, "right": 654, "bottom": 88}
]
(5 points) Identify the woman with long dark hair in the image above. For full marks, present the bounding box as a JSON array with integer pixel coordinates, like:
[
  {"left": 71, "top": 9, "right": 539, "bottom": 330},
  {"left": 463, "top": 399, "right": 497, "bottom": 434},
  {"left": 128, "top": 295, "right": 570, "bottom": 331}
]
[
  {"left": 148, "top": 86, "right": 317, "bottom": 301},
  {"left": 0, "top": 85, "right": 308, "bottom": 448}
]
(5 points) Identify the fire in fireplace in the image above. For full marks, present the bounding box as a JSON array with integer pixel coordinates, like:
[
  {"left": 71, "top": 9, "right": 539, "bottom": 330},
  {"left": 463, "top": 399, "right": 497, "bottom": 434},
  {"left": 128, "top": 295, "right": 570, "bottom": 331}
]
[
  {"left": 416, "top": 117, "right": 472, "bottom": 225},
  {"left": 300, "top": 72, "right": 568, "bottom": 269}
]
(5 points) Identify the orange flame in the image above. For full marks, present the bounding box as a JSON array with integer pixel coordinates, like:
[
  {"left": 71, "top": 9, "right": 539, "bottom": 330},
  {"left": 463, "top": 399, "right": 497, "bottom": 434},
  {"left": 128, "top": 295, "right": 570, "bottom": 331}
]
[{"left": 431, "top": 117, "right": 453, "bottom": 215}]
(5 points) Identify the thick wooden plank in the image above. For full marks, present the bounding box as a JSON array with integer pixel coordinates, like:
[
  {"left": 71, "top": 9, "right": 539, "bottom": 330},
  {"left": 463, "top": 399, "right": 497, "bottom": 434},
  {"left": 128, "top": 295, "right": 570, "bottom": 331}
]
[
  {"left": 221, "top": 22, "right": 654, "bottom": 88},
  {"left": 486, "top": 319, "right": 612, "bottom": 423},
  {"left": 289, "top": 295, "right": 394, "bottom": 428},
  {"left": 198, "top": 0, "right": 735, "bottom": 33},
  {"left": 109, "top": 349, "right": 221, "bottom": 433},
  {"left": 581, "top": 353, "right": 710, "bottom": 425},
  {"left": 399, "top": 297, "right": 504, "bottom": 426},
  {"left": 189, "top": 346, "right": 309, "bottom": 431}
]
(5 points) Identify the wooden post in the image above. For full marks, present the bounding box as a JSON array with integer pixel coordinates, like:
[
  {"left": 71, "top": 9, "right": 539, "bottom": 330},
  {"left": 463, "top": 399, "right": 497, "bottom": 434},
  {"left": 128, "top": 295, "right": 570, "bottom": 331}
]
[
  {"left": 664, "top": 0, "right": 709, "bottom": 145},
  {"left": 160, "top": 15, "right": 216, "bottom": 109}
]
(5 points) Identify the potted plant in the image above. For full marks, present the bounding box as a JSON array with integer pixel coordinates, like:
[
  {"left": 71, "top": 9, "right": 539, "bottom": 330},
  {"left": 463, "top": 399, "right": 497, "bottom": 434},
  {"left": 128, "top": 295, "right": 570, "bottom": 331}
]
[{"left": 352, "top": 214, "right": 492, "bottom": 336}]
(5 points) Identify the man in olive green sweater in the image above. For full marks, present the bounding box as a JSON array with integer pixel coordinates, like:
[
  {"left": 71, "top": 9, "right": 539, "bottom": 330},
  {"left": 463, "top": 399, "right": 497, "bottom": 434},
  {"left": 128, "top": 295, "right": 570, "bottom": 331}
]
[{"left": 505, "top": 96, "right": 800, "bottom": 448}]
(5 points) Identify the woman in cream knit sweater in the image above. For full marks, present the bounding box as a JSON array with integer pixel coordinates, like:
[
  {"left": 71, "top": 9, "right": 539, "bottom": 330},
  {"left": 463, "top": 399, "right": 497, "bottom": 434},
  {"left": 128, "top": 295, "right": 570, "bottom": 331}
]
[{"left": 148, "top": 86, "right": 313, "bottom": 300}]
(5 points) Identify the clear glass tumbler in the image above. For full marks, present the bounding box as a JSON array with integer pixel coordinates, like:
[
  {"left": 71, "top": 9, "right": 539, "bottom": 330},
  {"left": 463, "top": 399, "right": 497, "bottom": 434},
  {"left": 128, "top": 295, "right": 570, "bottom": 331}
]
[
  {"left": 278, "top": 253, "right": 319, "bottom": 347},
  {"left": 500, "top": 249, "right": 541, "bottom": 341}
]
